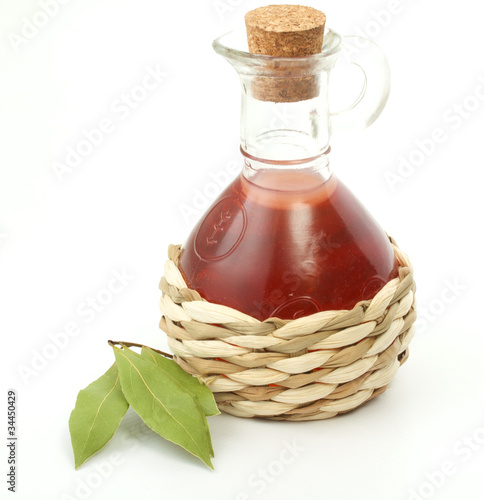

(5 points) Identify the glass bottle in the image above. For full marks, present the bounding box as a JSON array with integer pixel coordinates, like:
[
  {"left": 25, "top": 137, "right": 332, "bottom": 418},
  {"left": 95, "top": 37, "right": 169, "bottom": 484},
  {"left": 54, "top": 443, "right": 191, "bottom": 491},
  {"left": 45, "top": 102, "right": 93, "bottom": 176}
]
[{"left": 178, "top": 28, "right": 397, "bottom": 321}]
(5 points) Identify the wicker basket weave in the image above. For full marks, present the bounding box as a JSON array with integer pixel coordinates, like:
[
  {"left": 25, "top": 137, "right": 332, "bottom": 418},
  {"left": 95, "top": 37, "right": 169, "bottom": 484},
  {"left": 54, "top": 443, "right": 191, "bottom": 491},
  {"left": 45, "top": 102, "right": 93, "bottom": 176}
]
[{"left": 159, "top": 238, "right": 416, "bottom": 421}]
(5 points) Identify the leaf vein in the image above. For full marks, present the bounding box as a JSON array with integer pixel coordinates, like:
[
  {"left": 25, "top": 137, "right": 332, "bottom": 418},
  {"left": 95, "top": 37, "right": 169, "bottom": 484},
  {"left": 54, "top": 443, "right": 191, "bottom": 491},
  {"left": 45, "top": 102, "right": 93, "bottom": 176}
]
[
  {"left": 79, "top": 373, "right": 120, "bottom": 458},
  {"left": 116, "top": 348, "right": 204, "bottom": 456}
]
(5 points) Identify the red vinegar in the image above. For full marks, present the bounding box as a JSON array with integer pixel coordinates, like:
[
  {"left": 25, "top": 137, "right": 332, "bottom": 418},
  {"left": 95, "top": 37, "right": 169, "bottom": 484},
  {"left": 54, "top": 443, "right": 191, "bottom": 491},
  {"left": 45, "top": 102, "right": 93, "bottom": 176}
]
[{"left": 179, "top": 168, "right": 398, "bottom": 321}]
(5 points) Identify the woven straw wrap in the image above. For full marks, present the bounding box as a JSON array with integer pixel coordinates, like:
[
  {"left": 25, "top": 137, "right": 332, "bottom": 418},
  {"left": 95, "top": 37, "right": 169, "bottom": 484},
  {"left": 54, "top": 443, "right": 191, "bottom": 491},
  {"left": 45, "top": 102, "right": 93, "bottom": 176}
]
[{"left": 159, "top": 239, "right": 416, "bottom": 421}]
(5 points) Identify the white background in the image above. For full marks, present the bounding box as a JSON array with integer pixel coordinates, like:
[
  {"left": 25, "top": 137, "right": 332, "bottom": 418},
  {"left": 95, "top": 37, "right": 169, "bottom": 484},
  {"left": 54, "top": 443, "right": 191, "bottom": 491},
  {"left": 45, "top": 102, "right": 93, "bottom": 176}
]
[{"left": 1, "top": 0, "right": 484, "bottom": 499}]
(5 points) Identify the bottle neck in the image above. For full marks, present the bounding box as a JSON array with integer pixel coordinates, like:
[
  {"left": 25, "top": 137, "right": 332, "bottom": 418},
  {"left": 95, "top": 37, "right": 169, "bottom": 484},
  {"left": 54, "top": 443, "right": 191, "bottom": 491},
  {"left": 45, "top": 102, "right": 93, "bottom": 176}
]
[
  {"left": 242, "top": 146, "right": 332, "bottom": 192},
  {"left": 239, "top": 72, "right": 331, "bottom": 163},
  {"left": 213, "top": 27, "right": 342, "bottom": 165}
]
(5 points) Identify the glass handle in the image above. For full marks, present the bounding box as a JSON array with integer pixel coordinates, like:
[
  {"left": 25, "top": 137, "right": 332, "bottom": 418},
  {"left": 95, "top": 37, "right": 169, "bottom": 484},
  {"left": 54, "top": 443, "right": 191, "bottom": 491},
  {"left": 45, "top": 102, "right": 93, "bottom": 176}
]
[{"left": 330, "top": 35, "right": 391, "bottom": 132}]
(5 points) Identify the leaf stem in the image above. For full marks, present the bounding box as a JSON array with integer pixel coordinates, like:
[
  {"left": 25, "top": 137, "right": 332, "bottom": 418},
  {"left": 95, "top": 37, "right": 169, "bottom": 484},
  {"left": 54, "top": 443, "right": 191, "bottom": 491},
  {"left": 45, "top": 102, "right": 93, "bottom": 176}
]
[{"left": 108, "top": 340, "right": 173, "bottom": 359}]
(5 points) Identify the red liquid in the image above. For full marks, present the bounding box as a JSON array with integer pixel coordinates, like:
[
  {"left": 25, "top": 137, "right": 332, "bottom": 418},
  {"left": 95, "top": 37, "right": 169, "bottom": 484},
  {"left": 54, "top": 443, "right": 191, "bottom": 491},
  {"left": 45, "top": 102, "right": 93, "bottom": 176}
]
[{"left": 179, "top": 169, "right": 398, "bottom": 321}]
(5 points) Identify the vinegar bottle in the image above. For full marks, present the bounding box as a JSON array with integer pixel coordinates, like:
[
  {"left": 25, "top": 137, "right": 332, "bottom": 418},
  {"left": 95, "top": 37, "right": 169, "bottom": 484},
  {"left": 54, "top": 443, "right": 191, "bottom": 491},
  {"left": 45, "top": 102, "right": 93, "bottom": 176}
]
[{"left": 179, "top": 6, "right": 398, "bottom": 321}]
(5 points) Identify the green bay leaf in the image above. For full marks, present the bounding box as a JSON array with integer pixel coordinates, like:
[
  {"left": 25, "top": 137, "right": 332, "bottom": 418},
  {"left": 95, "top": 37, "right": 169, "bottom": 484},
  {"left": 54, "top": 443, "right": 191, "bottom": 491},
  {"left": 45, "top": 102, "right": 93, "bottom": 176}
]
[
  {"left": 112, "top": 345, "right": 214, "bottom": 468},
  {"left": 140, "top": 347, "right": 220, "bottom": 417},
  {"left": 139, "top": 347, "right": 216, "bottom": 457},
  {"left": 69, "top": 363, "right": 129, "bottom": 469}
]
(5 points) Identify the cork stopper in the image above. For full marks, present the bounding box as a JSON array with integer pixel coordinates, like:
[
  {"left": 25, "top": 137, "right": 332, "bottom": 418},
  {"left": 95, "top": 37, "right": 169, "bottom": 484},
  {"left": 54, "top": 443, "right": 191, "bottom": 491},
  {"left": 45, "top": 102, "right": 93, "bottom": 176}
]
[
  {"left": 245, "top": 5, "right": 326, "bottom": 57},
  {"left": 245, "top": 5, "right": 326, "bottom": 102}
]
